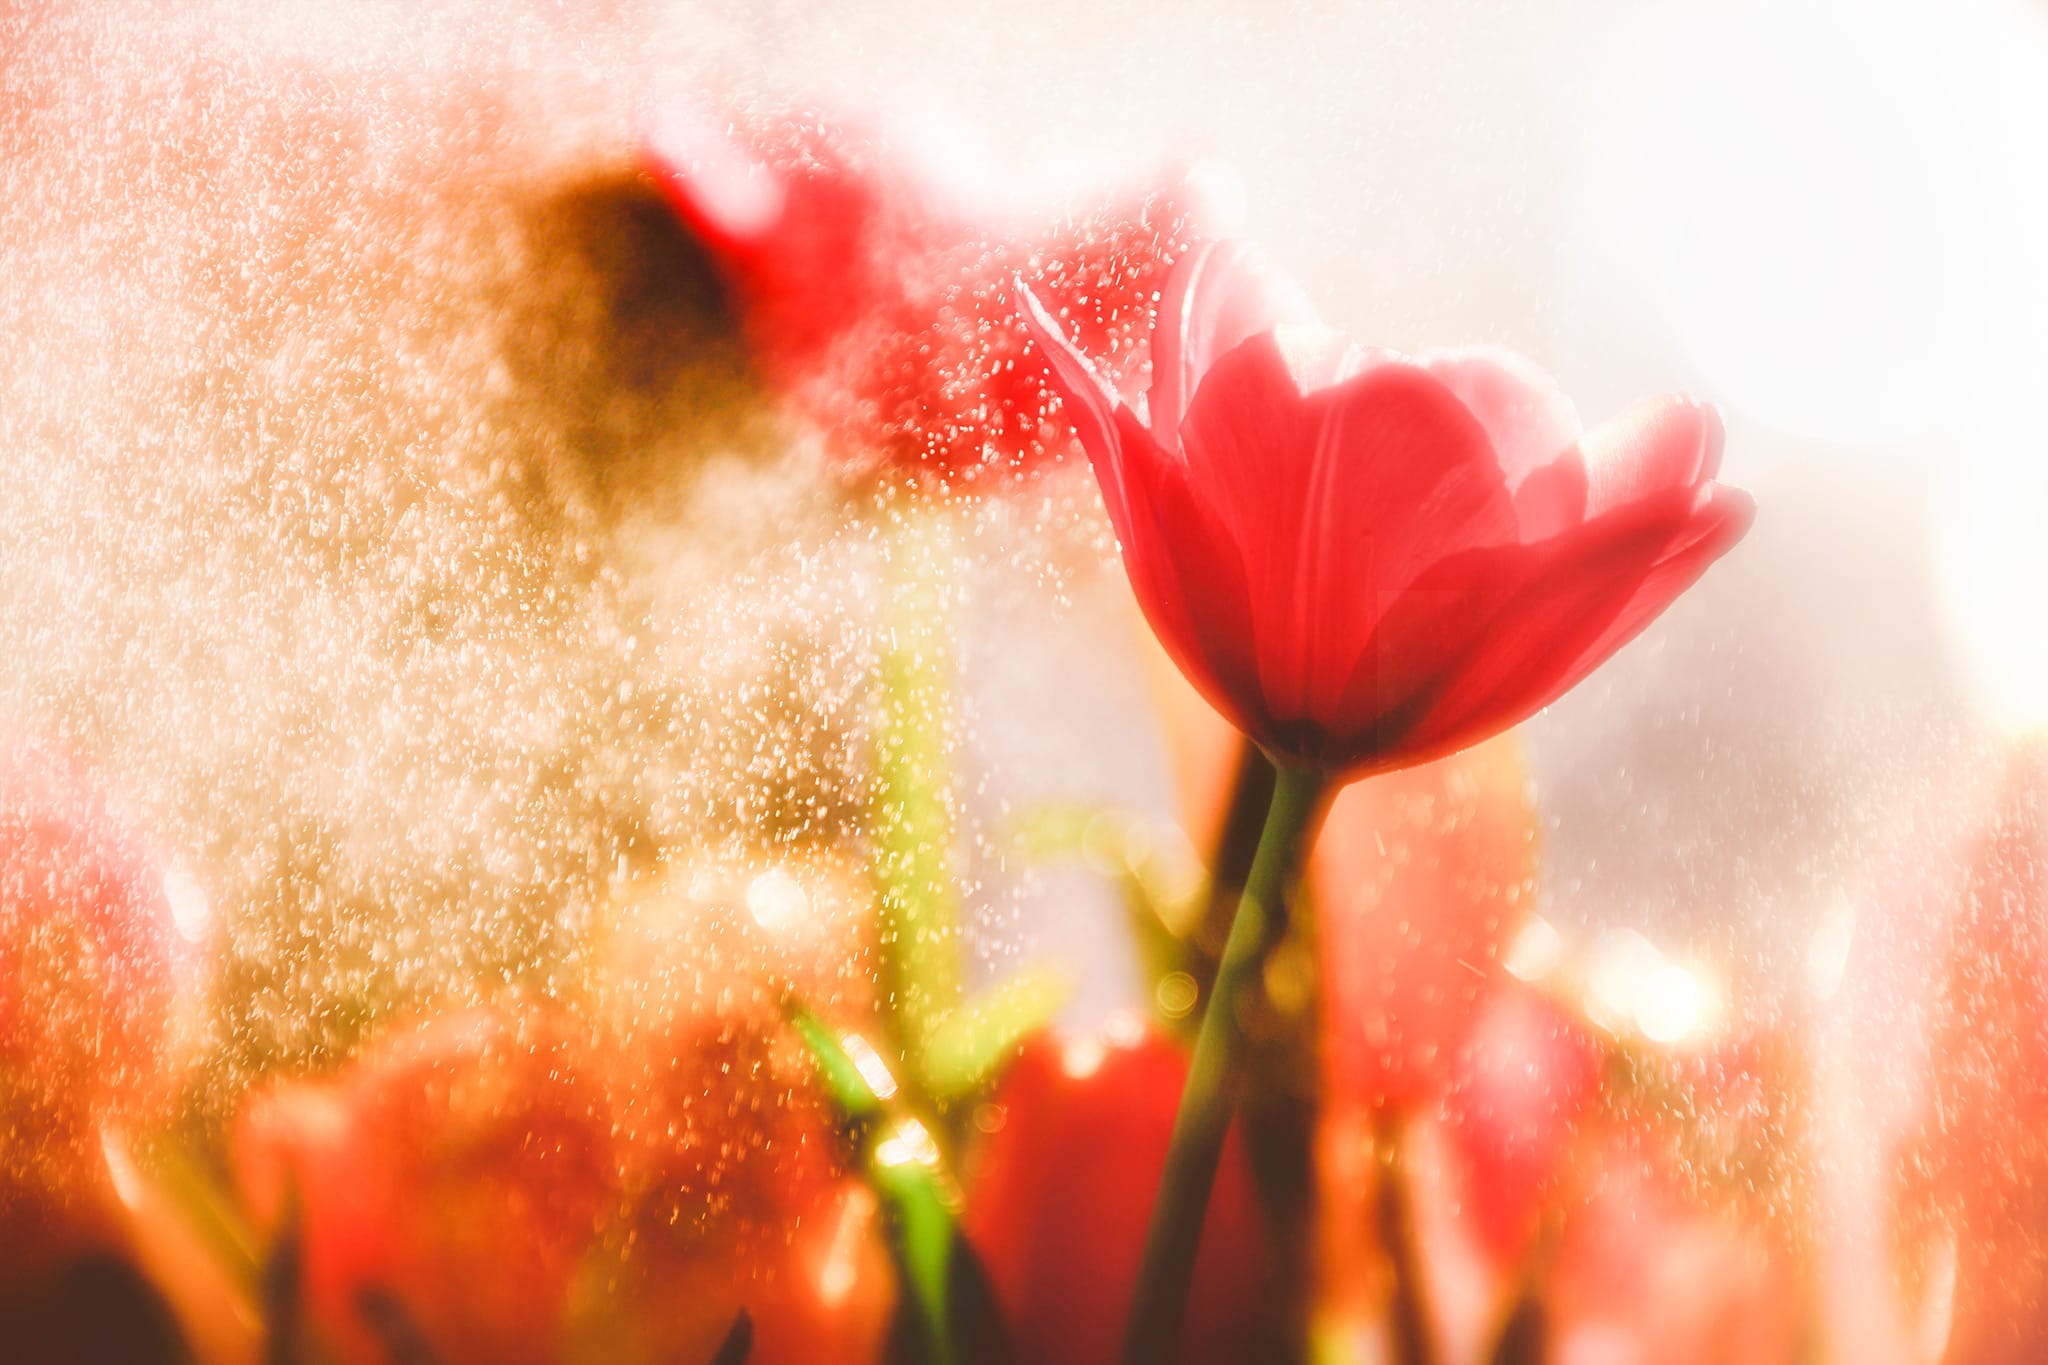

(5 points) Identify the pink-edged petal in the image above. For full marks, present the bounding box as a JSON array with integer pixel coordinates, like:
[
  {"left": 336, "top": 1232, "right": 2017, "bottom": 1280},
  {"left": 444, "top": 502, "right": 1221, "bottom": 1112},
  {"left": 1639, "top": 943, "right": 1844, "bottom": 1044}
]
[
  {"left": 1147, "top": 240, "right": 1319, "bottom": 456},
  {"left": 1580, "top": 396, "right": 1725, "bottom": 519},
  {"left": 1418, "top": 346, "right": 1587, "bottom": 539},
  {"left": 1293, "top": 362, "right": 1522, "bottom": 718},
  {"left": 1019, "top": 281, "right": 1144, "bottom": 536},
  {"left": 639, "top": 94, "right": 788, "bottom": 261}
]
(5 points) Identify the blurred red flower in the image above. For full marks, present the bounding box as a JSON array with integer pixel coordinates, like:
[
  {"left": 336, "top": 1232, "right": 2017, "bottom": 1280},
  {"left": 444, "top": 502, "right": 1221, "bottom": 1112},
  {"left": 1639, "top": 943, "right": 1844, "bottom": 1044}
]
[
  {"left": 599, "top": 1012, "right": 896, "bottom": 1365},
  {"left": 234, "top": 1008, "right": 620, "bottom": 1365},
  {"left": 964, "top": 1020, "right": 1288, "bottom": 1365},
  {"left": 235, "top": 1002, "right": 894, "bottom": 1365},
  {"left": 1, "top": 727, "right": 182, "bottom": 1200},
  {"left": 1021, "top": 240, "right": 1753, "bottom": 778},
  {"left": 1543, "top": 1127, "right": 1801, "bottom": 1365},
  {"left": 641, "top": 95, "right": 1220, "bottom": 482},
  {"left": 1314, "top": 737, "right": 1541, "bottom": 1115},
  {"left": 1438, "top": 984, "right": 1604, "bottom": 1267}
]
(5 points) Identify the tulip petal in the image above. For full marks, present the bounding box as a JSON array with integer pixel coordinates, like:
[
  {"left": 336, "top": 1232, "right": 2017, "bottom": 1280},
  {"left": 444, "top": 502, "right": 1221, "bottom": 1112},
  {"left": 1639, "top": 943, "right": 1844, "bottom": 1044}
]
[
  {"left": 1147, "top": 241, "right": 1319, "bottom": 455},
  {"left": 1299, "top": 363, "right": 1526, "bottom": 720},
  {"left": 1024, "top": 283, "right": 1267, "bottom": 743},
  {"left": 1346, "top": 487, "right": 1750, "bottom": 770},
  {"left": 1534, "top": 484, "right": 1755, "bottom": 702},
  {"left": 1321, "top": 541, "right": 1529, "bottom": 766},
  {"left": 1579, "top": 396, "right": 1725, "bottom": 519},
  {"left": 1019, "top": 282, "right": 1141, "bottom": 538},
  {"left": 1115, "top": 434, "right": 1271, "bottom": 751},
  {"left": 1180, "top": 344, "right": 1517, "bottom": 727},
  {"left": 1419, "top": 347, "right": 1587, "bottom": 539}
]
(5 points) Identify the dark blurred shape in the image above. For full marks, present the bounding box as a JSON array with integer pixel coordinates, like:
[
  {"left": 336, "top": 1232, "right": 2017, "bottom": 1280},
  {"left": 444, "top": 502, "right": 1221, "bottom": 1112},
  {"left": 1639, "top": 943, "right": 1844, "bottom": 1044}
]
[
  {"left": 641, "top": 93, "right": 1215, "bottom": 483},
  {"left": 507, "top": 168, "right": 770, "bottom": 517},
  {"left": 0, "top": 1250, "right": 194, "bottom": 1365}
]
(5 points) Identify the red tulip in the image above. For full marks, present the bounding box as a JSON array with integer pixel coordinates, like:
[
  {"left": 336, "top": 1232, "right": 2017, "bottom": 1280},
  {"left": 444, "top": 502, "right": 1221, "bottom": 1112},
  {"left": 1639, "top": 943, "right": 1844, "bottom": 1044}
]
[
  {"left": 641, "top": 94, "right": 1219, "bottom": 481},
  {"left": 1438, "top": 984, "right": 1604, "bottom": 1267},
  {"left": 965, "top": 1020, "right": 1288, "bottom": 1365},
  {"left": 1021, "top": 240, "right": 1754, "bottom": 778},
  {"left": 1, "top": 727, "right": 182, "bottom": 1197},
  {"left": 234, "top": 1008, "right": 620, "bottom": 1365},
  {"left": 234, "top": 1002, "right": 884, "bottom": 1365}
]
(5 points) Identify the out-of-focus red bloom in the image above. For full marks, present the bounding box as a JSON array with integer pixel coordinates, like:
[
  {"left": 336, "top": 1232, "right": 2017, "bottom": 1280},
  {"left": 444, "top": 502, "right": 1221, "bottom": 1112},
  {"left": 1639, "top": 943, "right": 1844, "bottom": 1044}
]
[
  {"left": 1315, "top": 736, "right": 1540, "bottom": 1113},
  {"left": 641, "top": 95, "right": 1219, "bottom": 481},
  {"left": 599, "top": 1011, "right": 896, "bottom": 1365},
  {"left": 1, "top": 727, "right": 182, "bottom": 1195},
  {"left": 1022, "top": 240, "right": 1754, "bottom": 778},
  {"left": 1904, "top": 735, "right": 2048, "bottom": 1365},
  {"left": 1440, "top": 984, "right": 1605, "bottom": 1267},
  {"left": 965, "top": 1019, "right": 1287, "bottom": 1365},
  {"left": 239, "top": 1002, "right": 891, "bottom": 1365},
  {"left": 1544, "top": 1129, "right": 1801, "bottom": 1365},
  {"left": 234, "top": 1007, "right": 620, "bottom": 1365}
]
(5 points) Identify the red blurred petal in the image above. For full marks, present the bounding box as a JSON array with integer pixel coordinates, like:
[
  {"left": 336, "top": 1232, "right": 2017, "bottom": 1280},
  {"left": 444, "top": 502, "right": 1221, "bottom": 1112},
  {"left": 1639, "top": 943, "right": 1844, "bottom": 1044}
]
[
  {"left": 1440, "top": 986, "right": 1604, "bottom": 1265},
  {"left": 965, "top": 1026, "right": 1286, "bottom": 1365},
  {"left": 1, "top": 726, "right": 181, "bottom": 1177},
  {"left": 1317, "top": 736, "right": 1538, "bottom": 1111}
]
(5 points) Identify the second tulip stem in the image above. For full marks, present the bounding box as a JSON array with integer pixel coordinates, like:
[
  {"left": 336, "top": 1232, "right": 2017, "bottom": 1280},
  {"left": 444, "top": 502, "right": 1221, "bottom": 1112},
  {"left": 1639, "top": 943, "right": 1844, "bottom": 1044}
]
[{"left": 1122, "top": 763, "right": 1328, "bottom": 1365}]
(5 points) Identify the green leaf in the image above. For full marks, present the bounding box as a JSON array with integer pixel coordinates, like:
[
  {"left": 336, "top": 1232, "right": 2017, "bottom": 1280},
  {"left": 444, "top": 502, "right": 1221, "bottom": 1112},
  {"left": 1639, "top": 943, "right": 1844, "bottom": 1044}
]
[
  {"left": 142, "top": 1139, "right": 264, "bottom": 1296},
  {"left": 870, "top": 506, "right": 966, "bottom": 1083},
  {"left": 918, "top": 966, "right": 1072, "bottom": 1099},
  {"left": 787, "top": 1002, "right": 973, "bottom": 1365},
  {"left": 786, "top": 1003, "right": 891, "bottom": 1124}
]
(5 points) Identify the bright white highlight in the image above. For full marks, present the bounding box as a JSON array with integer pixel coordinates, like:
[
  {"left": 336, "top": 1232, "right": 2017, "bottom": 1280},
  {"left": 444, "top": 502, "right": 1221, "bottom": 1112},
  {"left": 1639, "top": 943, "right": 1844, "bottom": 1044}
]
[{"left": 1575, "top": 0, "right": 2048, "bottom": 446}]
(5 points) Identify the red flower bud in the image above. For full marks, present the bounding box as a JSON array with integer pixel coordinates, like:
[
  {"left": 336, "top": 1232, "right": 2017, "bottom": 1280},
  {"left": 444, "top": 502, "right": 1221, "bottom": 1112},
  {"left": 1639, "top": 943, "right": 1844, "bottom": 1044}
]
[{"left": 965, "top": 1020, "right": 1288, "bottom": 1365}]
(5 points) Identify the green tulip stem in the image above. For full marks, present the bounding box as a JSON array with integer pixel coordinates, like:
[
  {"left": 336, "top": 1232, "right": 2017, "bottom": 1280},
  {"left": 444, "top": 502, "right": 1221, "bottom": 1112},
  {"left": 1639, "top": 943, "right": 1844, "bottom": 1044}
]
[
  {"left": 872, "top": 500, "right": 964, "bottom": 1081},
  {"left": 1121, "top": 762, "right": 1330, "bottom": 1365}
]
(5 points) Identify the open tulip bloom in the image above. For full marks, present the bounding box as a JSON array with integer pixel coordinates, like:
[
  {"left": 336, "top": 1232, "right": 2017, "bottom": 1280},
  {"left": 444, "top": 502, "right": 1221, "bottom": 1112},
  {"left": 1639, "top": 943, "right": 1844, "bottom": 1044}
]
[
  {"left": 1019, "top": 241, "right": 1752, "bottom": 782},
  {"left": 1019, "top": 241, "right": 1751, "bottom": 1364}
]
